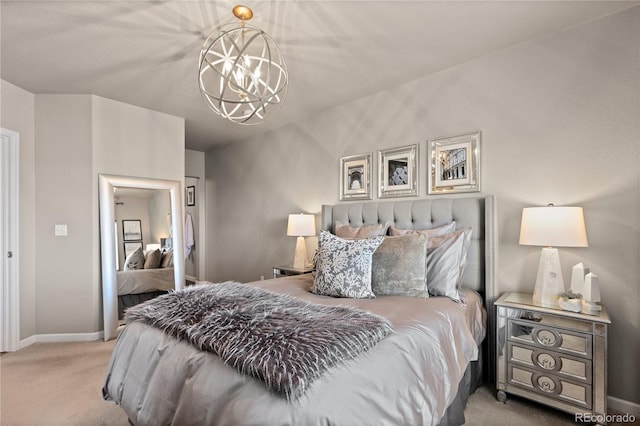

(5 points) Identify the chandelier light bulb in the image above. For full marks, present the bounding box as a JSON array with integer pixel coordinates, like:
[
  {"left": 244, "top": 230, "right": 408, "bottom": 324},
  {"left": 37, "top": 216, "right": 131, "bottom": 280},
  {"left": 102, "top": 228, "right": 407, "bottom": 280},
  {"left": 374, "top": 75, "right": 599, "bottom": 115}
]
[{"left": 198, "top": 5, "right": 288, "bottom": 125}]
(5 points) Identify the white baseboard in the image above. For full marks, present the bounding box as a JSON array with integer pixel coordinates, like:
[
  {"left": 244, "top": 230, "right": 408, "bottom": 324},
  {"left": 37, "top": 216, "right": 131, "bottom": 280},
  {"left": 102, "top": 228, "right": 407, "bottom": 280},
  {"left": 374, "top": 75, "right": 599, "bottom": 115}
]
[
  {"left": 608, "top": 395, "right": 640, "bottom": 417},
  {"left": 19, "top": 331, "right": 104, "bottom": 349}
]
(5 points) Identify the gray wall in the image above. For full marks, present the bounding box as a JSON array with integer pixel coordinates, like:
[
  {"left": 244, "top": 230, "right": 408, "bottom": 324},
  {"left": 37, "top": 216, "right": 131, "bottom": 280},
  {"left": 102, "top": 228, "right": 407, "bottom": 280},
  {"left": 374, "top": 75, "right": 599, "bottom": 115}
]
[
  {"left": 1, "top": 80, "right": 37, "bottom": 339},
  {"left": 34, "top": 95, "right": 95, "bottom": 333},
  {"left": 148, "top": 191, "right": 172, "bottom": 247},
  {"left": 205, "top": 8, "right": 639, "bottom": 404},
  {"left": 3, "top": 90, "right": 185, "bottom": 336},
  {"left": 114, "top": 190, "right": 171, "bottom": 270}
]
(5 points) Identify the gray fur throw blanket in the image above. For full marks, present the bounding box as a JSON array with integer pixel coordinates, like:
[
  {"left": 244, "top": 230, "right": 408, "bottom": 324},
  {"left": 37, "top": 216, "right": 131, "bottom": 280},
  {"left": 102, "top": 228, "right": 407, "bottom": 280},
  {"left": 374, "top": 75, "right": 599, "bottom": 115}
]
[{"left": 125, "top": 282, "right": 393, "bottom": 400}]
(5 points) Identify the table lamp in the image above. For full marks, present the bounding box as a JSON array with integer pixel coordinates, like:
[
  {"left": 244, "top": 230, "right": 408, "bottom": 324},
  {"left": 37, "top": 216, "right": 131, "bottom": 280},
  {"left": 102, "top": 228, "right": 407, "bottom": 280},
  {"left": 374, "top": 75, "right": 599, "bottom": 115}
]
[
  {"left": 287, "top": 213, "right": 316, "bottom": 269},
  {"left": 519, "top": 205, "right": 588, "bottom": 308}
]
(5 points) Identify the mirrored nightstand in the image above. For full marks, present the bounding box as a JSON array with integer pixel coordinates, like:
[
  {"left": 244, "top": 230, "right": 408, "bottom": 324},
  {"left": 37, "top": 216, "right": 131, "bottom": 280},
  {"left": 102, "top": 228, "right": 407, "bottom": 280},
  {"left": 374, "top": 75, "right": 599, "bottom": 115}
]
[
  {"left": 495, "top": 292, "right": 610, "bottom": 423},
  {"left": 272, "top": 265, "right": 314, "bottom": 279}
]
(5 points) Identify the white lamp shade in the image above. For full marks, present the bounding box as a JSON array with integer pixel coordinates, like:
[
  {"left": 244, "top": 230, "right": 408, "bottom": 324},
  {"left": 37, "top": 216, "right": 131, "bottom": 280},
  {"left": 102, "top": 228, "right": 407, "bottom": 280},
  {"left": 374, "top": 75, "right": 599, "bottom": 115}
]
[
  {"left": 287, "top": 214, "right": 316, "bottom": 237},
  {"left": 519, "top": 206, "right": 588, "bottom": 247}
]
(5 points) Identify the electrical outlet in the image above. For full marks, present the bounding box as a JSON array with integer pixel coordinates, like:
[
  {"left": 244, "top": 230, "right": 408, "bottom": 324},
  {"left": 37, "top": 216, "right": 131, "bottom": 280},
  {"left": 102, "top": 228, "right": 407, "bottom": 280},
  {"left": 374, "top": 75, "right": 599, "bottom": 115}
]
[{"left": 54, "top": 224, "right": 68, "bottom": 236}]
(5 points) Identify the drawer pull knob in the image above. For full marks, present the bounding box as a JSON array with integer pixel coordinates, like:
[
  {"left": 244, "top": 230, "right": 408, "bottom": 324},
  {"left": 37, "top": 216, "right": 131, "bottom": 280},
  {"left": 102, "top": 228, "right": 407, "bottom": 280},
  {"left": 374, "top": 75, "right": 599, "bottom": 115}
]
[
  {"left": 537, "top": 376, "right": 556, "bottom": 393},
  {"left": 537, "top": 353, "right": 556, "bottom": 370},
  {"left": 533, "top": 328, "right": 561, "bottom": 347}
]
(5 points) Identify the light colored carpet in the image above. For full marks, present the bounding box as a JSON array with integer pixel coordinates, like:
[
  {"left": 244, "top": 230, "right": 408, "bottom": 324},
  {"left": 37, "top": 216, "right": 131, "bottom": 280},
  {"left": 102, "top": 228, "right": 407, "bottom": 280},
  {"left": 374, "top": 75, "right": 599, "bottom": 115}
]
[
  {"left": 1, "top": 340, "right": 129, "bottom": 426},
  {"left": 1, "top": 341, "right": 636, "bottom": 425}
]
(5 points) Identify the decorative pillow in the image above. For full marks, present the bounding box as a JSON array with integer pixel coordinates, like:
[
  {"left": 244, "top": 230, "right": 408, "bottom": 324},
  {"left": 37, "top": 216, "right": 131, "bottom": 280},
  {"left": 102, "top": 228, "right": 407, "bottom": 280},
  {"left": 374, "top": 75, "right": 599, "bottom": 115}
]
[
  {"left": 124, "top": 247, "right": 145, "bottom": 271},
  {"left": 334, "top": 222, "right": 390, "bottom": 239},
  {"left": 426, "top": 229, "right": 472, "bottom": 303},
  {"left": 144, "top": 249, "right": 162, "bottom": 269},
  {"left": 389, "top": 221, "right": 456, "bottom": 237},
  {"left": 371, "top": 234, "right": 429, "bottom": 297},
  {"left": 161, "top": 248, "right": 173, "bottom": 268},
  {"left": 311, "top": 231, "right": 383, "bottom": 298}
]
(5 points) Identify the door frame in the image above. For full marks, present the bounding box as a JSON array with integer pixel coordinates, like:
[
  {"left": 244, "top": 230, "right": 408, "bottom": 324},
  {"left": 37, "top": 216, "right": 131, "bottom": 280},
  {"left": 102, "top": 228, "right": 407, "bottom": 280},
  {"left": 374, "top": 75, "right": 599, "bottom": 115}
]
[{"left": 1, "top": 128, "right": 20, "bottom": 352}]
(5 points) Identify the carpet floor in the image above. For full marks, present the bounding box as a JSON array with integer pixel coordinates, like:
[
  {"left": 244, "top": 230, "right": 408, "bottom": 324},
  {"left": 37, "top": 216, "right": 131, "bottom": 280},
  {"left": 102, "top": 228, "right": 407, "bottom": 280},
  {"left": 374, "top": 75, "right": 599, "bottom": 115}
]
[{"left": 0, "top": 341, "right": 636, "bottom": 425}]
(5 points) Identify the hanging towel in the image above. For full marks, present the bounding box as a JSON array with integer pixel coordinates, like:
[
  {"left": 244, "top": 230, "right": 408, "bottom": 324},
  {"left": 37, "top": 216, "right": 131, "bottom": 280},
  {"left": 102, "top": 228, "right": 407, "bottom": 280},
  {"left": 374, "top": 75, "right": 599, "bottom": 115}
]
[{"left": 184, "top": 214, "right": 195, "bottom": 258}]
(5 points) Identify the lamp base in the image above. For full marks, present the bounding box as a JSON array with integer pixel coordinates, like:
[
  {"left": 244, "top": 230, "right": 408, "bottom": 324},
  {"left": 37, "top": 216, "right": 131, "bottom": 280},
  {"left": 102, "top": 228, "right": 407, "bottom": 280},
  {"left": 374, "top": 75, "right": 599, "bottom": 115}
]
[
  {"left": 293, "top": 236, "right": 307, "bottom": 270},
  {"left": 532, "top": 247, "right": 565, "bottom": 308}
]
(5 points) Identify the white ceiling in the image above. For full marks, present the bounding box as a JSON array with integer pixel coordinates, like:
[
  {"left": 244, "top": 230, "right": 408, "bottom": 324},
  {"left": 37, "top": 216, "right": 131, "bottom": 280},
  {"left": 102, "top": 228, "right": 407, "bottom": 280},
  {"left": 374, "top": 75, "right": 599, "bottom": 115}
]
[{"left": 2, "top": 1, "right": 637, "bottom": 151}]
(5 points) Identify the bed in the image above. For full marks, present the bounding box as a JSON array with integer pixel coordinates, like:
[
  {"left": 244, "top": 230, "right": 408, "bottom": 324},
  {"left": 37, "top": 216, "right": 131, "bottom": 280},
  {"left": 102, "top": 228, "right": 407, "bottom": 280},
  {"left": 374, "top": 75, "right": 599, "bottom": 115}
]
[
  {"left": 116, "top": 267, "right": 175, "bottom": 319},
  {"left": 102, "top": 195, "right": 497, "bottom": 426}
]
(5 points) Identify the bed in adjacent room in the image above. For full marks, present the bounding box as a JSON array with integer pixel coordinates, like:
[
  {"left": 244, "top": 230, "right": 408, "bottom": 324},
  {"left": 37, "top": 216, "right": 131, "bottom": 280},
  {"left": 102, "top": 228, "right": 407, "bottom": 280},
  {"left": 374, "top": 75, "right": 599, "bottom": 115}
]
[
  {"left": 102, "top": 195, "right": 497, "bottom": 426},
  {"left": 116, "top": 247, "right": 175, "bottom": 319}
]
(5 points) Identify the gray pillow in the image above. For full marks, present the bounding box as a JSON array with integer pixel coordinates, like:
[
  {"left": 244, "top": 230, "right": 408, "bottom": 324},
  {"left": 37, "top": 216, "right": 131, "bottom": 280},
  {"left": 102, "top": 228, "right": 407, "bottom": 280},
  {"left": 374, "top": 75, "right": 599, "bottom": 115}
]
[
  {"left": 144, "top": 249, "right": 162, "bottom": 269},
  {"left": 161, "top": 249, "right": 173, "bottom": 268},
  {"left": 426, "top": 229, "right": 472, "bottom": 303},
  {"left": 311, "top": 231, "right": 383, "bottom": 299},
  {"left": 388, "top": 221, "right": 456, "bottom": 237},
  {"left": 334, "top": 222, "right": 390, "bottom": 238},
  {"left": 124, "top": 247, "right": 145, "bottom": 271},
  {"left": 371, "top": 234, "right": 429, "bottom": 297}
]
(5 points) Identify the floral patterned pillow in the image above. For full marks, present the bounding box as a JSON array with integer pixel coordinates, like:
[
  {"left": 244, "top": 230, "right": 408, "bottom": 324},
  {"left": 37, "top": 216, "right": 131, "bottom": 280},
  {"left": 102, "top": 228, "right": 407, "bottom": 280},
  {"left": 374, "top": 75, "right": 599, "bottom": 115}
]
[
  {"left": 124, "top": 247, "right": 145, "bottom": 271},
  {"left": 311, "top": 231, "right": 384, "bottom": 299}
]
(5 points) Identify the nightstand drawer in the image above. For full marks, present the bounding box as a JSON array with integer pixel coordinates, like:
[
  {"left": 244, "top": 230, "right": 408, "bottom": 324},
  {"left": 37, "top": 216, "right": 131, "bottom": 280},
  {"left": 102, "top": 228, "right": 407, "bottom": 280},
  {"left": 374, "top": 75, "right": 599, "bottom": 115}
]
[
  {"left": 508, "top": 342, "right": 592, "bottom": 383},
  {"left": 508, "top": 319, "right": 592, "bottom": 358},
  {"left": 508, "top": 364, "right": 592, "bottom": 409}
]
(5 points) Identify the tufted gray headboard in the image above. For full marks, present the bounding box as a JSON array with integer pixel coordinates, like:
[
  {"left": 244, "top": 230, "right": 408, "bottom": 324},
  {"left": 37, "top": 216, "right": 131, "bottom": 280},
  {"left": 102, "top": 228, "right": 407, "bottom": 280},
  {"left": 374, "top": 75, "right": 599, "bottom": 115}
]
[{"left": 321, "top": 195, "right": 498, "bottom": 380}]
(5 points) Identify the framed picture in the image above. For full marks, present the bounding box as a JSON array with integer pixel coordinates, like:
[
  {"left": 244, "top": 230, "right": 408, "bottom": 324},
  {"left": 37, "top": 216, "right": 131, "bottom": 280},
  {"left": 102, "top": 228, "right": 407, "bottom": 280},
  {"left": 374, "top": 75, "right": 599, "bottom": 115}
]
[
  {"left": 122, "top": 219, "right": 142, "bottom": 241},
  {"left": 428, "top": 131, "right": 480, "bottom": 194},
  {"left": 378, "top": 144, "right": 418, "bottom": 198},
  {"left": 340, "top": 153, "right": 372, "bottom": 200},
  {"left": 186, "top": 186, "right": 196, "bottom": 206},
  {"left": 123, "top": 241, "right": 143, "bottom": 258}
]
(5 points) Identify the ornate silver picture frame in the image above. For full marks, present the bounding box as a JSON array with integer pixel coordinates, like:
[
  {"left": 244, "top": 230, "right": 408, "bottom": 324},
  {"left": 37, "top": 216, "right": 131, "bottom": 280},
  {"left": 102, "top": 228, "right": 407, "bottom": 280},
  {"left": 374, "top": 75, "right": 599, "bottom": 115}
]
[
  {"left": 428, "top": 131, "right": 480, "bottom": 194},
  {"left": 378, "top": 144, "right": 418, "bottom": 198},
  {"left": 340, "top": 153, "right": 372, "bottom": 200}
]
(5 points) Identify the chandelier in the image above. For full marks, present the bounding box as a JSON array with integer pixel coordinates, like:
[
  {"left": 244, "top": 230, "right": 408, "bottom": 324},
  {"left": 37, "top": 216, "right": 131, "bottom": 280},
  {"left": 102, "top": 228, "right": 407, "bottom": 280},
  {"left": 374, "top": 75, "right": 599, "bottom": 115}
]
[{"left": 198, "top": 5, "right": 288, "bottom": 125}]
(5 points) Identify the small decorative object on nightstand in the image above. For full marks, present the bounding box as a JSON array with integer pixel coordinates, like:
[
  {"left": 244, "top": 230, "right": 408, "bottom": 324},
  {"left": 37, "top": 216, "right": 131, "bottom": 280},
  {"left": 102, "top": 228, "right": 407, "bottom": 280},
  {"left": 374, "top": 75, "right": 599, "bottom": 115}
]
[
  {"left": 273, "top": 265, "right": 315, "bottom": 279},
  {"left": 582, "top": 273, "right": 602, "bottom": 315},
  {"left": 557, "top": 290, "right": 582, "bottom": 313},
  {"left": 570, "top": 262, "right": 587, "bottom": 296},
  {"left": 495, "top": 292, "right": 610, "bottom": 422}
]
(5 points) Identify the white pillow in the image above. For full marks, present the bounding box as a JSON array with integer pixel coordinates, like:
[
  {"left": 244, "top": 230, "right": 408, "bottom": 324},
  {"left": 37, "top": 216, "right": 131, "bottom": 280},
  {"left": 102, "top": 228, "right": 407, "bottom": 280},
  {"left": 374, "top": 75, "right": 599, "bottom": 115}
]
[{"left": 426, "top": 229, "right": 472, "bottom": 303}]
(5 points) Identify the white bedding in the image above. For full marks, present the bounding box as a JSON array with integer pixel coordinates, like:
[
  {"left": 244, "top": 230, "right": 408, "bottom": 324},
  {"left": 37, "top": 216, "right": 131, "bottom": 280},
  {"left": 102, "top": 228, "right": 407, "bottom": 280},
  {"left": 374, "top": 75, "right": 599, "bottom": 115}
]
[
  {"left": 103, "top": 274, "right": 486, "bottom": 426},
  {"left": 116, "top": 267, "right": 174, "bottom": 295}
]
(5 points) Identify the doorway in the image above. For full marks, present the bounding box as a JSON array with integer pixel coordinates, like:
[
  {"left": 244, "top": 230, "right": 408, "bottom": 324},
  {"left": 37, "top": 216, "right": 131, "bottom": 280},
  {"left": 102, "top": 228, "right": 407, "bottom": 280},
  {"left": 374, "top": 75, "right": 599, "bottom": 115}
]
[
  {"left": 1, "top": 128, "right": 20, "bottom": 352},
  {"left": 185, "top": 176, "right": 200, "bottom": 282}
]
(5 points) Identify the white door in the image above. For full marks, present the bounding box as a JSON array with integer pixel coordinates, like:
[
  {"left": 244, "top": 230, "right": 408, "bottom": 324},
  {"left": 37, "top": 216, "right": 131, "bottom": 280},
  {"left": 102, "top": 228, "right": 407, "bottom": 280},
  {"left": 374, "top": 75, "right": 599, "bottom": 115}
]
[{"left": 1, "top": 128, "right": 20, "bottom": 352}]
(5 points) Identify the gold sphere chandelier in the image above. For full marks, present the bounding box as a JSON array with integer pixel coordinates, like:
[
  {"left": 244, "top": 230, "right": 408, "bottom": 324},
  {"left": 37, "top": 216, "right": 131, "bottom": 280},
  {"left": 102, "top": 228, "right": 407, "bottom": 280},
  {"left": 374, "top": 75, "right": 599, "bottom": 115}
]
[{"left": 198, "top": 5, "right": 288, "bottom": 125}]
